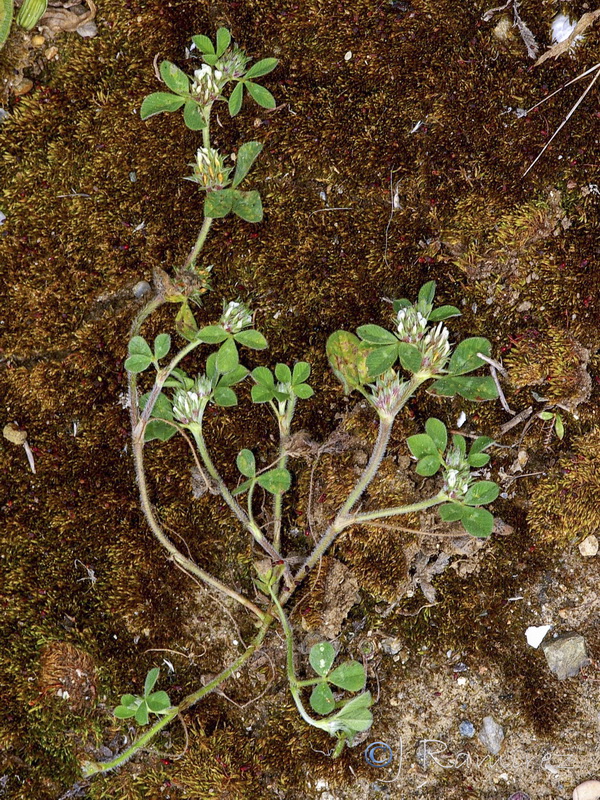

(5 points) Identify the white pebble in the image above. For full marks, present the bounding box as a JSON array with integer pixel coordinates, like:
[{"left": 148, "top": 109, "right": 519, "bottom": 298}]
[
  {"left": 573, "top": 780, "right": 600, "bottom": 800},
  {"left": 526, "top": 625, "right": 552, "bottom": 649},
  {"left": 579, "top": 535, "right": 599, "bottom": 557}
]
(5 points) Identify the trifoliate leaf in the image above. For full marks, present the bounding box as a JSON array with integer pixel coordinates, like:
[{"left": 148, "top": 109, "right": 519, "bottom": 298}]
[
  {"left": 447, "top": 337, "right": 492, "bottom": 375},
  {"left": 232, "top": 141, "right": 263, "bottom": 188},
  {"left": 144, "top": 668, "right": 160, "bottom": 696},
  {"left": 415, "top": 454, "right": 442, "bottom": 476},
  {"left": 213, "top": 386, "right": 238, "bottom": 407},
  {"left": 245, "top": 57, "right": 279, "bottom": 79},
  {"left": 425, "top": 418, "right": 447, "bottom": 452},
  {"left": 153, "top": 333, "right": 171, "bottom": 361},
  {"left": 245, "top": 81, "right": 276, "bottom": 109},
  {"left": 125, "top": 354, "right": 153, "bottom": 373},
  {"left": 463, "top": 481, "right": 499, "bottom": 506},
  {"left": 183, "top": 98, "right": 206, "bottom": 130},
  {"left": 231, "top": 189, "right": 263, "bottom": 223},
  {"left": 292, "top": 362, "right": 311, "bottom": 384},
  {"left": 438, "top": 503, "right": 465, "bottom": 522},
  {"left": 192, "top": 34, "right": 214, "bottom": 54},
  {"left": 356, "top": 324, "right": 397, "bottom": 345},
  {"left": 228, "top": 81, "right": 244, "bottom": 116},
  {"left": 205, "top": 189, "right": 234, "bottom": 219},
  {"left": 275, "top": 363, "right": 292, "bottom": 383},
  {"left": 365, "top": 345, "right": 397, "bottom": 377},
  {"left": 461, "top": 506, "right": 494, "bottom": 538},
  {"left": 237, "top": 449, "right": 256, "bottom": 478},
  {"left": 233, "top": 329, "right": 267, "bottom": 349},
  {"left": 257, "top": 468, "right": 291, "bottom": 494},
  {"left": 293, "top": 383, "right": 314, "bottom": 399},
  {"left": 407, "top": 433, "right": 438, "bottom": 459},
  {"left": 215, "top": 27, "right": 231, "bottom": 57}
]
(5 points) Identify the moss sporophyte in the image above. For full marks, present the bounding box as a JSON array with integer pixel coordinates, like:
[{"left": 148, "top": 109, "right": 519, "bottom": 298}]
[{"left": 81, "top": 29, "right": 501, "bottom": 780}]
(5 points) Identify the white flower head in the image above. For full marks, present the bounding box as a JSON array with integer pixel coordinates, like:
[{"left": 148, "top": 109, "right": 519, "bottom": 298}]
[
  {"left": 190, "top": 147, "right": 232, "bottom": 191},
  {"left": 396, "top": 306, "right": 428, "bottom": 343},
  {"left": 369, "top": 369, "right": 408, "bottom": 417},
  {"left": 442, "top": 445, "right": 471, "bottom": 498},
  {"left": 191, "top": 64, "right": 224, "bottom": 105},
  {"left": 220, "top": 300, "right": 253, "bottom": 333},
  {"left": 419, "top": 321, "right": 451, "bottom": 373},
  {"left": 172, "top": 375, "right": 212, "bottom": 424}
]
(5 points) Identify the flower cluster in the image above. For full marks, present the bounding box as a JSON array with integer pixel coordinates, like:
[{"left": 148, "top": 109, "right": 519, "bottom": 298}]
[
  {"left": 369, "top": 369, "right": 408, "bottom": 417},
  {"left": 215, "top": 45, "right": 251, "bottom": 79},
  {"left": 419, "top": 322, "right": 450, "bottom": 373},
  {"left": 220, "top": 300, "right": 252, "bottom": 334},
  {"left": 172, "top": 376, "right": 212, "bottom": 425},
  {"left": 189, "top": 147, "right": 232, "bottom": 191},
  {"left": 442, "top": 445, "right": 471, "bottom": 499},
  {"left": 191, "top": 64, "right": 225, "bottom": 106},
  {"left": 395, "top": 306, "right": 428, "bottom": 344}
]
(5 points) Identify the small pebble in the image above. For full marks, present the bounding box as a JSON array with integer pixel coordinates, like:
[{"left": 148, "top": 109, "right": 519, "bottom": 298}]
[
  {"left": 77, "top": 21, "right": 98, "bottom": 38},
  {"left": 526, "top": 624, "right": 551, "bottom": 649},
  {"left": 479, "top": 716, "right": 504, "bottom": 755},
  {"left": 542, "top": 632, "right": 589, "bottom": 680},
  {"left": 132, "top": 280, "right": 151, "bottom": 299},
  {"left": 579, "top": 534, "right": 599, "bottom": 557},
  {"left": 508, "top": 793, "right": 531, "bottom": 800},
  {"left": 13, "top": 78, "right": 33, "bottom": 96},
  {"left": 573, "top": 780, "right": 600, "bottom": 800},
  {"left": 459, "top": 720, "right": 475, "bottom": 738},
  {"left": 31, "top": 34, "right": 45, "bottom": 46}
]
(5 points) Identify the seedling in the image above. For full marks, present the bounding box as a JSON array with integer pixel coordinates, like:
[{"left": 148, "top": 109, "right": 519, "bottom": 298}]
[
  {"left": 538, "top": 409, "right": 565, "bottom": 440},
  {"left": 113, "top": 668, "right": 172, "bottom": 726}
]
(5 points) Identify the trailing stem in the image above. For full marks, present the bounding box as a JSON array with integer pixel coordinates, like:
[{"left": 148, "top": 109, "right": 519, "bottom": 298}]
[{"left": 81, "top": 614, "right": 274, "bottom": 778}]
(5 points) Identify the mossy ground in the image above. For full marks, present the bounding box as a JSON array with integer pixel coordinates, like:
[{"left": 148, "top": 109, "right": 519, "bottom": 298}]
[{"left": 1, "top": 0, "right": 599, "bottom": 797}]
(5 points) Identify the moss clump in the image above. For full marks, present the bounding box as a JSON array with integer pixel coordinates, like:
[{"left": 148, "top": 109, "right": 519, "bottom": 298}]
[
  {"left": 505, "top": 325, "right": 591, "bottom": 411},
  {"left": 528, "top": 427, "right": 600, "bottom": 546}
]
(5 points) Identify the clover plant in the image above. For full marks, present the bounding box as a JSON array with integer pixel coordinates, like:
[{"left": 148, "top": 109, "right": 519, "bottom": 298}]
[
  {"left": 113, "top": 668, "right": 172, "bottom": 726},
  {"left": 82, "top": 30, "right": 501, "bottom": 781}
]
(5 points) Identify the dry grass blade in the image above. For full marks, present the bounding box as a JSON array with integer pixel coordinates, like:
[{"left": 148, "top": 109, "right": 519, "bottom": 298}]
[
  {"left": 523, "top": 65, "right": 600, "bottom": 176},
  {"left": 535, "top": 9, "right": 600, "bottom": 66}
]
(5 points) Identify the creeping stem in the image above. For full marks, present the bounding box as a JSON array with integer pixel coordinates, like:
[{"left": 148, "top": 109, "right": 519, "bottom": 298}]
[
  {"left": 280, "top": 376, "right": 428, "bottom": 603},
  {"left": 81, "top": 614, "right": 274, "bottom": 778},
  {"left": 183, "top": 102, "right": 213, "bottom": 271},
  {"left": 269, "top": 591, "right": 319, "bottom": 728},
  {"left": 273, "top": 395, "right": 296, "bottom": 553}
]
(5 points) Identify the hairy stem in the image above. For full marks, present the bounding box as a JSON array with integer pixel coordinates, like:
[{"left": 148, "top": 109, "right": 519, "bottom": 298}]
[
  {"left": 191, "top": 420, "right": 293, "bottom": 583},
  {"left": 131, "top": 434, "right": 265, "bottom": 621},
  {"left": 183, "top": 215, "right": 213, "bottom": 272},
  {"left": 342, "top": 492, "right": 446, "bottom": 526},
  {"left": 269, "top": 591, "right": 318, "bottom": 728}
]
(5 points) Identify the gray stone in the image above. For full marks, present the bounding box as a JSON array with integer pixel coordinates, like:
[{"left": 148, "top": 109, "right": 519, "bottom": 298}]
[
  {"left": 459, "top": 720, "right": 475, "bottom": 738},
  {"left": 478, "top": 715, "right": 504, "bottom": 755},
  {"left": 541, "top": 632, "right": 590, "bottom": 680},
  {"left": 132, "top": 281, "right": 152, "bottom": 299}
]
